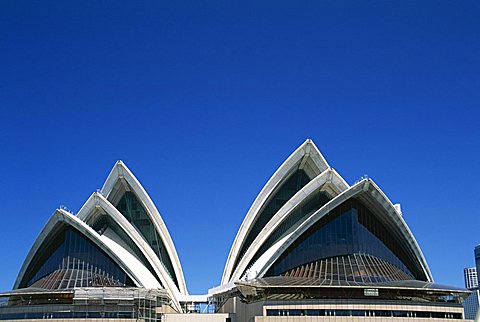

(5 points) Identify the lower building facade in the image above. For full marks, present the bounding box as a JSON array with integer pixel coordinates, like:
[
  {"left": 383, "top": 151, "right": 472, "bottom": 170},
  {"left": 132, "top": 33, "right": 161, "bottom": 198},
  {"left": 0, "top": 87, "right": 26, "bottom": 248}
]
[
  {"left": 223, "top": 299, "right": 465, "bottom": 322},
  {"left": 0, "top": 287, "right": 174, "bottom": 322},
  {"left": 212, "top": 277, "right": 468, "bottom": 322}
]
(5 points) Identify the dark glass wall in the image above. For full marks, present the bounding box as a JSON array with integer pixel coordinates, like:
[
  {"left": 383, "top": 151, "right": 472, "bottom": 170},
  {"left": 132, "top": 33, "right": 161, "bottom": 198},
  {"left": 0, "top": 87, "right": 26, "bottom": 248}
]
[
  {"left": 233, "top": 169, "right": 311, "bottom": 274},
  {"left": 267, "top": 199, "right": 426, "bottom": 280},
  {"left": 92, "top": 215, "right": 163, "bottom": 287},
  {"left": 244, "top": 190, "right": 332, "bottom": 275},
  {"left": 20, "top": 227, "right": 133, "bottom": 289},
  {"left": 115, "top": 191, "right": 178, "bottom": 288}
]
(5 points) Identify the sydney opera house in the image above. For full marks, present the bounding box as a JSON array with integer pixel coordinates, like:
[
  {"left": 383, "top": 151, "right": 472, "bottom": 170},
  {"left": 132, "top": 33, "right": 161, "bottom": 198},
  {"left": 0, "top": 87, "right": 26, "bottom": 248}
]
[{"left": 0, "top": 140, "right": 470, "bottom": 321}]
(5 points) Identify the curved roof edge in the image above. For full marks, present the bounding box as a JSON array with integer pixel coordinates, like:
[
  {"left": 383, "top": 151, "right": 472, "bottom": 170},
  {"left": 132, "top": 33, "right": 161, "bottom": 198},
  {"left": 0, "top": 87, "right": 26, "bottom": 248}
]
[
  {"left": 229, "top": 168, "right": 349, "bottom": 282},
  {"left": 362, "top": 180, "right": 433, "bottom": 282},
  {"left": 245, "top": 179, "right": 433, "bottom": 283},
  {"left": 77, "top": 192, "right": 183, "bottom": 311},
  {"left": 14, "top": 209, "right": 162, "bottom": 291},
  {"left": 222, "top": 139, "right": 330, "bottom": 284},
  {"left": 100, "top": 160, "right": 187, "bottom": 294}
]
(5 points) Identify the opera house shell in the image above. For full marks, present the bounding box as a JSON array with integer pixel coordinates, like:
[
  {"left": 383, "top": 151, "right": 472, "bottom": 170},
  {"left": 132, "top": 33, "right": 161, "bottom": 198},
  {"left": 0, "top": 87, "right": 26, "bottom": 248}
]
[
  {"left": 222, "top": 139, "right": 431, "bottom": 284},
  {"left": 214, "top": 140, "right": 469, "bottom": 321},
  {"left": 2, "top": 161, "right": 188, "bottom": 319},
  {"left": 0, "top": 140, "right": 471, "bottom": 322}
]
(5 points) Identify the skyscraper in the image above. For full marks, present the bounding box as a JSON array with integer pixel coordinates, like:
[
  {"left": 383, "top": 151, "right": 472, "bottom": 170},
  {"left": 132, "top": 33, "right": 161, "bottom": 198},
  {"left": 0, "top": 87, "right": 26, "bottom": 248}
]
[
  {"left": 463, "top": 247, "right": 480, "bottom": 320},
  {"left": 464, "top": 267, "right": 478, "bottom": 290},
  {"left": 475, "top": 245, "right": 480, "bottom": 277}
]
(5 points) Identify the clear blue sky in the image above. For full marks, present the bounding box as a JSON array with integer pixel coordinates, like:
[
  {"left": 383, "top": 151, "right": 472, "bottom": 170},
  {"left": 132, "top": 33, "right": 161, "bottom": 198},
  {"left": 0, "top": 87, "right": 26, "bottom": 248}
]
[{"left": 0, "top": 1, "right": 479, "bottom": 294}]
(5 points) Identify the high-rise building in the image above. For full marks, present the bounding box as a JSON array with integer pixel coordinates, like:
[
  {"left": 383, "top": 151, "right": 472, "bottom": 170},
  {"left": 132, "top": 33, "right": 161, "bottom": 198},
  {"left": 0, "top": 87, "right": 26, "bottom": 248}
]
[
  {"left": 475, "top": 246, "right": 480, "bottom": 278},
  {"left": 464, "top": 267, "right": 478, "bottom": 290},
  {"left": 464, "top": 290, "right": 480, "bottom": 320},
  {"left": 463, "top": 248, "right": 480, "bottom": 320}
]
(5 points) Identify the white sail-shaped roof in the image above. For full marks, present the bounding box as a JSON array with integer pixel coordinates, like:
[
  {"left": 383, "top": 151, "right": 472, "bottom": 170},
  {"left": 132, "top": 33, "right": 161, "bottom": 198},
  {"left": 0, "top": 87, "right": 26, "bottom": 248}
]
[
  {"left": 14, "top": 161, "right": 187, "bottom": 313},
  {"left": 228, "top": 168, "right": 349, "bottom": 282},
  {"left": 223, "top": 140, "right": 433, "bottom": 284},
  {"left": 222, "top": 139, "right": 331, "bottom": 284},
  {"left": 12, "top": 139, "right": 434, "bottom": 313},
  {"left": 242, "top": 179, "right": 432, "bottom": 282},
  {"left": 77, "top": 192, "right": 183, "bottom": 311},
  {"left": 14, "top": 209, "right": 162, "bottom": 291},
  {"left": 100, "top": 160, "right": 187, "bottom": 295}
]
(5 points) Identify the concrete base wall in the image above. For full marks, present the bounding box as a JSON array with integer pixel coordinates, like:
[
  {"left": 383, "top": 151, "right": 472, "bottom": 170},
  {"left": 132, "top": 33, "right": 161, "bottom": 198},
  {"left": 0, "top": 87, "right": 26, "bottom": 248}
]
[
  {"left": 256, "top": 318, "right": 463, "bottom": 322},
  {"left": 0, "top": 320, "right": 137, "bottom": 322},
  {"left": 217, "top": 296, "right": 465, "bottom": 322},
  {"left": 164, "top": 313, "right": 234, "bottom": 322},
  {"left": 218, "top": 297, "right": 263, "bottom": 322}
]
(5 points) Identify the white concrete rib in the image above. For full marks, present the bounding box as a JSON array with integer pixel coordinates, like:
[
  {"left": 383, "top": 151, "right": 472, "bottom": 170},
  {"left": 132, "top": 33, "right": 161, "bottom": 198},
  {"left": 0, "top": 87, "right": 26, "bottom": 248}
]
[
  {"left": 100, "top": 161, "right": 188, "bottom": 295},
  {"left": 77, "top": 193, "right": 183, "bottom": 312},
  {"left": 229, "top": 168, "right": 349, "bottom": 282},
  {"left": 14, "top": 209, "right": 162, "bottom": 291},
  {"left": 248, "top": 179, "right": 433, "bottom": 283},
  {"left": 222, "top": 139, "right": 330, "bottom": 284}
]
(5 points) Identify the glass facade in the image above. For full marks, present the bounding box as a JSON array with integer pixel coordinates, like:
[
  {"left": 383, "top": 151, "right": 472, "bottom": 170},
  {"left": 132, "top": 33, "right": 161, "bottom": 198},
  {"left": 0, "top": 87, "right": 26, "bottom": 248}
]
[
  {"left": 115, "top": 191, "right": 178, "bottom": 288},
  {"left": 0, "top": 312, "right": 136, "bottom": 320},
  {"left": 244, "top": 190, "right": 332, "bottom": 276},
  {"left": 0, "top": 288, "right": 166, "bottom": 322},
  {"left": 475, "top": 245, "right": 480, "bottom": 281},
  {"left": 464, "top": 267, "right": 478, "bottom": 290},
  {"left": 92, "top": 215, "right": 163, "bottom": 287},
  {"left": 20, "top": 227, "right": 133, "bottom": 289},
  {"left": 267, "top": 199, "right": 426, "bottom": 280},
  {"left": 233, "top": 169, "right": 311, "bottom": 274},
  {"left": 463, "top": 289, "right": 480, "bottom": 320},
  {"left": 266, "top": 309, "right": 462, "bottom": 319}
]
